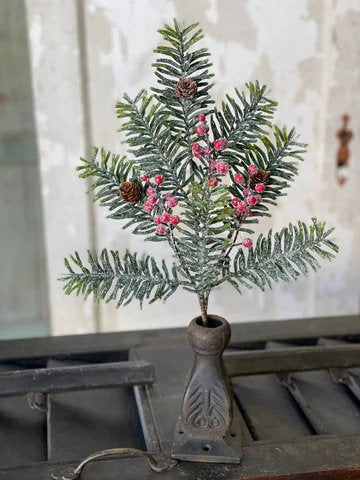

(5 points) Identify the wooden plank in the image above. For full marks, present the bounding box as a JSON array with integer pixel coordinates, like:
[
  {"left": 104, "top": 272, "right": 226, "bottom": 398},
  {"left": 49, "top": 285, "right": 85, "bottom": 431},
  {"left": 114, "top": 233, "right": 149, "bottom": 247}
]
[
  {"left": 47, "top": 359, "right": 144, "bottom": 462},
  {"left": 1, "top": 434, "right": 360, "bottom": 479},
  {"left": 232, "top": 373, "right": 311, "bottom": 441},
  {"left": 0, "top": 365, "right": 46, "bottom": 468},
  {"left": 0, "top": 360, "right": 154, "bottom": 396},
  {"left": 225, "top": 344, "right": 360, "bottom": 376},
  {"left": 265, "top": 341, "right": 360, "bottom": 435},
  {"left": 0, "top": 315, "right": 360, "bottom": 363}
]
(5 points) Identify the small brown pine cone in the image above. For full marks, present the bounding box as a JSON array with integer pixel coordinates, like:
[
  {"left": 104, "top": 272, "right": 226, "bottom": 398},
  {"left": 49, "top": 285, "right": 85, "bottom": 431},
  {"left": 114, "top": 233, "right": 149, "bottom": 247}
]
[
  {"left": 175, "top": 77, "right": 197, "bottom": 100},
  {"left": 119, "top": 181, "right": 141, "bottom": 203},
  {"left": 249, "top": 169, "right": 269, "bottom": 190}
]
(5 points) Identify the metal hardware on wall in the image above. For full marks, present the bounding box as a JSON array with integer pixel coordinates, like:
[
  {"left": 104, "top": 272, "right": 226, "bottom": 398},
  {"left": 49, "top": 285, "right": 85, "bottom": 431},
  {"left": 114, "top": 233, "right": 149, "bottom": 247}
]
[{"left": 336, "top": 114, "right": 353, "bottom": 186}]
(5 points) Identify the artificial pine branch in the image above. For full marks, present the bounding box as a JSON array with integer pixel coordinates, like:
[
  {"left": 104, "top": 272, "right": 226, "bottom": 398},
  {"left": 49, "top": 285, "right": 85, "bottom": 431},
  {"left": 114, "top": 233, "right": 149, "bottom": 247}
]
[
  {"left": 116, "top": 91, "right": 187, "bottom": 194},
  {"left": 152, "top": 21, "right": 214, "bottom": 178},
  {"left": 229, "top": 126, "right": 307, "bottom": 228},
  {"left": 152, "top": 21, "right": 214, "bottom": 131},
  {"left": 225, "top": 219, "right": 338, "bottom": 293},
  {"left": 177, "top": 182, "right": 232, "bottom": 294},
  {"left": 60, "top": 20, "right": 338, "bottom": 325},
  {"left": 62, "top": 249, "right": 180, "bottom": 307},
  {"left": 211, "top": 82, "right": 277, "bottom": 148}
]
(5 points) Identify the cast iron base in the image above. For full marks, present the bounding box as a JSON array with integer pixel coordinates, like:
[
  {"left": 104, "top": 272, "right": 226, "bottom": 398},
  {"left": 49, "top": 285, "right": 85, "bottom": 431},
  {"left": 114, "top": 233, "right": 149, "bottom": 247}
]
[
  {"left": 171, "top": 408, "right": 242, "bottom": 463},
  {"left": 130, "top": 343, "right": 243, "bottom": 464}
]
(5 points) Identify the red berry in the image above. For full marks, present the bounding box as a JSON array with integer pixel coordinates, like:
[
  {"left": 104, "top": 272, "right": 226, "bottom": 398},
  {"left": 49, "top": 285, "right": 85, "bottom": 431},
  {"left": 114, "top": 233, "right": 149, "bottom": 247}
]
[
  {"left": 195, "top": 123, "right": 209, "bottom": 135},
  {"left": 167, "top": 197, "right": 177, "bottom": 208},
  {"left": 245, "top": 208, "right": 252, "bottom": 217},
  {"left": 202, "top": 146, "right": 211, "bottom": 155},
  {"left": 217, "top": 161, "right": 229, "bottom": 175},
  {"left": 161, "top": 212, "right": 171, "bottom": 223},
  {"left": 208, "top": 177, "right": 218, "bottom": 187},
  {"left": 191, "top": 142, "right": 200, "bottom": 150},
  {"left": 255, "top": 183, "right": 265, "bottom": 193},
  {"left": 146, "top": 186, "right": 155, "bottom": 196},
  {"left": 198, "top": 114, "right": 206, "bottom": 122},
  {"left": 155, "top": 225, "right": 166, "bottom": 235},
  {"left": 210, "top": 160, "right": 218, "bottom": 170},
  {"left": 242, "top": 188, "right": 250, "bottom": 197},
  {"left": 213, "top": 137, "right": 229, "bottom": 151},
  {"left": 248, "top": 164, "right": 259, "bottom": 175},
  {"left": 236, "top": 201, "right": 247, "bottom": 213},
  {"left": 154, "top": 175, "right": 164, "bottom": 185},
  {"left": 170, "top": 215, "right": 180, "bottom": 225},
  {"left": 140, "top": 172, "right": 149, "bottom": 182},
  {"left": 234, "top": 173, "right": 245, "bottom": 184},
  {"left": 243, "top": 238, "right": 253, "bottom": 248},
  {"left": 153, "top": 216, "right": 162, "bottom": 224},
  {"left": 147, "top": 195, "right": 157, "bottom": 205},
  {"left": 247, "top": 195, "right": 258, "bottom": 206},
  {"left": 231, "top": 197, "right": 241, "bottom": 207},
  {"left": 143, "top": 202, "right": 154, "bottom": 213}
]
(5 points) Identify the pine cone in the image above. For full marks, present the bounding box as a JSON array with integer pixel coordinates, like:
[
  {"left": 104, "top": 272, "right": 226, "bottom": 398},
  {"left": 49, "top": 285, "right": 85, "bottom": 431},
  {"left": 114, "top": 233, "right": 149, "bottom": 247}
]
[
  {"left": 176, "top": 77, "right": 197, "bottom": 100},
  {"left": 249, "top": 169, "right": 269, "bottom": 190},
  {"left": 119, "top": 181, "right": 141, "bottom": 203}
]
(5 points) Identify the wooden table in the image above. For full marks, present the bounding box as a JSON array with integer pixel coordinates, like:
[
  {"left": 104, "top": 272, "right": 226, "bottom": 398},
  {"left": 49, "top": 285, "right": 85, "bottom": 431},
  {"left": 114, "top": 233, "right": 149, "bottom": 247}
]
[{"left": 1, "top": 314, "right": 360, "bottom": 479}]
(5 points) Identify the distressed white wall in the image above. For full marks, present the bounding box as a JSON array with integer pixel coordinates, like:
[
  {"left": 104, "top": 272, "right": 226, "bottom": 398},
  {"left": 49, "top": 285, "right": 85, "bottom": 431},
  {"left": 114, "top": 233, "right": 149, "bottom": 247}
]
[
  {"left": 0, "top": 0, "right": 49, "bottom": 338},
  {"left": 26, "top": 0, "right": 97, "bottom": 334},
  {"left": 25, "top": 0, "right": 360, "bottom": 335}
]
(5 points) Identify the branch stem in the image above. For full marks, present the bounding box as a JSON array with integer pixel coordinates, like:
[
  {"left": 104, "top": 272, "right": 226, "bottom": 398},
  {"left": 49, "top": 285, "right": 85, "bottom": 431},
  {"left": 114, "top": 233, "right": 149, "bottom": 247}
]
[
  {"left": 167, "top": 228, "right": 194, "bottom": 284},
  {"left": 224, "top": 229, "right": 240, "bottom": 258},
  {"left": 199, "top": 293, "right": 209, "bottom": 326}
]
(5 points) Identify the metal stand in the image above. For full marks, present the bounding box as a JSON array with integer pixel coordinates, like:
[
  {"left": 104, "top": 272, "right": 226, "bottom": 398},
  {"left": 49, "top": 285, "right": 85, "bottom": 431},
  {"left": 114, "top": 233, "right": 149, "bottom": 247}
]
[
  {"left": 171, "top": 315, "right": 241, "bottom": 463},
  {"left": 131, "top": 315, "right": 242, "bottom": 465}
]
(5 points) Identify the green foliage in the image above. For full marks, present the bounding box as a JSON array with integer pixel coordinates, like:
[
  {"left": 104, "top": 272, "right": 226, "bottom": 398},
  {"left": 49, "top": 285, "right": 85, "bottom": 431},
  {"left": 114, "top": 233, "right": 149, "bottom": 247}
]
[
  {"left": 152, "top": 21, "right": 214, "bottom": 178},
  {"left": 176, "top": 183, "right": 232, "bottom": 294},
  {"left": 211, "top": 82, "right": 277, "bottom": 148},
  {"left": 226, "top": 219, "right": 338, "bottom": 293},
  {"left": 152, "top": 21, "right": 214, "bottom": 134},
  {"left": 61, "top": 20, "right": 338, "bottom": 317},
  {"left": 116, "top": 90, "right": 188, "bottom": 193},
  {"left": 229, "top": 126, "right": 307, "bottom": 230},
  {"left": 61, "top": 249, "right": 180, "bottom": 307},
  {"left": 77, "top": 147, "right": 157, "bottom": 236}
]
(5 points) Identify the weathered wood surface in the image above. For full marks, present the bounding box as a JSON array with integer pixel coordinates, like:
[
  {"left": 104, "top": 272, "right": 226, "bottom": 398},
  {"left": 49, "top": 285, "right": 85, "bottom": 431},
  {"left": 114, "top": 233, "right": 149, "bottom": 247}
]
[
  {"left": 0, "top": 314, "right": 359, "bottom": 362},
  {"left": 0, "top": 365, "right": 46, "bottom": 468},
  {"left": 1, "top": 435, "right": 360, "bottom": 480},
  {"left": 1, "top": 315, "right": 360, "bottom": 479},
  {"left": 0, "top": 360, "right": 154, "bottom": 396},
  {"left": 225, "top": 344, "right": 360, "bottom": 376},
  {"left": 47, "top": 359, "right": 145, "bottom": 462}
]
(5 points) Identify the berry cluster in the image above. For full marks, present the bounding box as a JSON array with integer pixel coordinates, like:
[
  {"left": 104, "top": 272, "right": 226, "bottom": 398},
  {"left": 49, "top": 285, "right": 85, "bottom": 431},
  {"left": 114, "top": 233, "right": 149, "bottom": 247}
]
[
  {"left": 140, "top": 173, "right": 180, "bottom": 236},
  {"left": 191, "top": 115, "right": 268, "bottom": 249},
  {"left": 191, "top": 114, "right": 229, "bottom": 189},
  {"left": 231, "top": 165, "right": 266, "bottom": 211},
  {"left": 139, "top": 115, "right": 268, "bottom": 248},
  {"left": 230, "top": 164, "right": 267, "bottom": 247}
]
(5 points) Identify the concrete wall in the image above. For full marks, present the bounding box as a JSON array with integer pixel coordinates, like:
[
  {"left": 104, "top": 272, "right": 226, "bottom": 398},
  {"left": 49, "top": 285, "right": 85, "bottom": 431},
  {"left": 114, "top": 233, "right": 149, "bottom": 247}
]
[
  {"left": 25, "top": 0, "right": 360, "bottom": 335},
  {"left": 0, "top": 0, "right": 49, "bottom": 338}
]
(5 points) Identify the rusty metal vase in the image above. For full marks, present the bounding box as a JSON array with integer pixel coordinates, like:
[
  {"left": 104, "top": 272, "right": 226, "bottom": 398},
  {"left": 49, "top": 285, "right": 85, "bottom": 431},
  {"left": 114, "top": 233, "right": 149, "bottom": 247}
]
[{"left": 171, "top": 315, "right": 241, "bottom": 463}]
